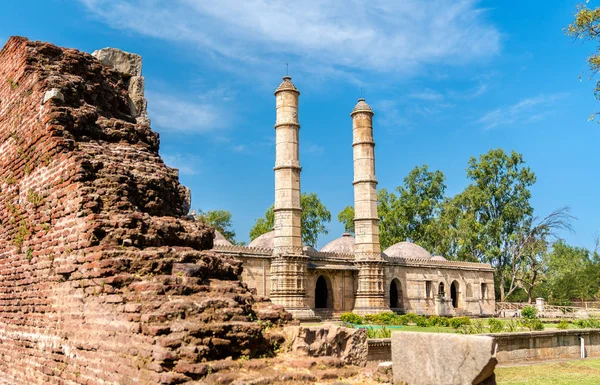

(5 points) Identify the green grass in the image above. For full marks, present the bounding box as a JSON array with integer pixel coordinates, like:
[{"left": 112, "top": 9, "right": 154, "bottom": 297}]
[{"left": 496, "top": 358, "right": 600, "bottom": 385}]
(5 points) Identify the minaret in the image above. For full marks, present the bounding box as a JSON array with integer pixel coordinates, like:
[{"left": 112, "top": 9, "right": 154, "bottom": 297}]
[
  {"left": 351, "top": 98, "right": 387, "bottom": 314},
  {"left": 269, "top": 76, "right": 314, "bottom": 320}
]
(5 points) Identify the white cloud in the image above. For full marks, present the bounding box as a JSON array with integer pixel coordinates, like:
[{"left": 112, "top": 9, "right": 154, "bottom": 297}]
[
  {"left": 476, "top": 93, "right": 568, "bottom": 130},
  {"left": 161, "top": 153, "right": 202, "bottom": 175},
  {"left": 409, "top": 89, "right": 444, "bottom": 101},
  {"left": 80, "top": 0, "right": 500, "bottom": 74},
  {"left": 146, "top": 91, "right": 229, "bottom": 134}
]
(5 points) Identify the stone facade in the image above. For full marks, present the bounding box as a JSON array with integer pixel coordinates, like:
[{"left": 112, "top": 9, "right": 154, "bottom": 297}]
[{"left": 212, "top": 76, "right": 495, "bottom": 320}]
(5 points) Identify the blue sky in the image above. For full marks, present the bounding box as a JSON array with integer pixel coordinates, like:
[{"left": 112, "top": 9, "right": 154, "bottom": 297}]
[{"left": 2, "top": 1, "right": 600, "bottom": 250}]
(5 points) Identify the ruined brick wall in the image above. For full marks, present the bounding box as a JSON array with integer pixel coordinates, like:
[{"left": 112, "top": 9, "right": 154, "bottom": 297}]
[{"left": 0, "top": 36, "right": 288, "bottom": 385}]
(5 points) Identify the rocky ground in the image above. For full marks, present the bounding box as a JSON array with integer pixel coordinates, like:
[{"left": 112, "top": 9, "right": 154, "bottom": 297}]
[{"left": 196, "top": 354, "right": 392, "bottom": 385}]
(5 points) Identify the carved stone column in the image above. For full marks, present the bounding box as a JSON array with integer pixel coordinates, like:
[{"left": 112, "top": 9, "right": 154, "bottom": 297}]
[
  {"left": 351, "top": 98, "right": 388, "bottom": 315},
  {"left": 269, "top": 76, "right": 314, "bottom": 320}
]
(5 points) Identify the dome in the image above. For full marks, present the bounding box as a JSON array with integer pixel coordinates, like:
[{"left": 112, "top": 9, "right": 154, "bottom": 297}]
[
  {"left": 431, "top": 255, "right": 447, "bottom": 262},
  {"left": 351, "top": 98, "right": 374, "bottom": 116},
  {"left": 213, "top": 230, "right": 233, "bottom": 246},
  {"left": 383, "top": 242, "right": 432, "bottom": 260},
  {"left": 303, "top": 245, "right": 318, "bottom": 253},
  {"left": 320, "top": 233, "right": 355, "bottom": 254},
  {"left": 248, "top": 230, "right": 275, "bottom": 249}
]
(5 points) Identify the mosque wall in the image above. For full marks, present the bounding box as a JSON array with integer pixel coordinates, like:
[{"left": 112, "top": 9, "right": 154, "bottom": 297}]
[
  {"left": 235, "top": 255, "right": 271, "bottom": 297},
  {"left": 385, "top": 264, "right": 495, "bottom": 317},
  {"left": 306, "top": 269, "right": 356, "bottom": 313}
]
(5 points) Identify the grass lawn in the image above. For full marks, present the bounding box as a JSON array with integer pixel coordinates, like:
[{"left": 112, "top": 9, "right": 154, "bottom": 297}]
[{"left": 496, "top": 358, "right": 600, "bottom": 385}]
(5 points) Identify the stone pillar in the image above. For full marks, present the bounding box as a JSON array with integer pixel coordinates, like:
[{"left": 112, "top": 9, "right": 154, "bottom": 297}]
[
  {"left": 269, "top": 76, "right": 314, "bottom": 320},
  {"left": 351, "top": 98, "right": 387, "bottom": 315},
  {"left": 535, "top": 297, "right": 545, "bottom": 314}
]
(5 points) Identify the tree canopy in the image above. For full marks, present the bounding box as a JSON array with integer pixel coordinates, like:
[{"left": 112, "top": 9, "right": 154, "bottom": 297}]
[
  {"left": 194, "top": 209, "right": 244, "bottom": 245},
  {"left": 249, "top": 192, "right": 331, "bottom": 247}
]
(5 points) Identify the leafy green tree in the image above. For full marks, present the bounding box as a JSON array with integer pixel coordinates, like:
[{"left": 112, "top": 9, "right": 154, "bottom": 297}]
[
  {"left": 338, "top": 205, "right": 355, "bottom": 234},
  {"left": 446, "top": 149, "right": 536, "bottom": 301},
  {"left": 337, "top": 165, "right": 446, "bottom": 250},
  {"left": 544, "top": 241, "right": 600, "bottom": 305},
  {"left": 249, "top": 192, "right": 331, "bottom": 247},
  {"left": 195, "top": 209, "right": 244, "bottom": 245},
  {"left": 566, "top": 3, "right": 600, "bottom": 119}
]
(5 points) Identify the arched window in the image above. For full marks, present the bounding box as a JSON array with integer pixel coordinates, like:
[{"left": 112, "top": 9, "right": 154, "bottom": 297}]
[{"left": 438, "top": 282, "right": 445, "bottom": 297}]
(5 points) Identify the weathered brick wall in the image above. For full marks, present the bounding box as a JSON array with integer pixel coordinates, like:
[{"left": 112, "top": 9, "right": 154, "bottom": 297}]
[{"left": 0, "top": 36, "right": 289, "bottom": 385}]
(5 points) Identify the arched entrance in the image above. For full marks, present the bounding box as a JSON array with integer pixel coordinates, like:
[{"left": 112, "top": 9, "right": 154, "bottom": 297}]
[
  {"left": 451, "top": 281, "right": 459, "bottom": 308},
  {"left": 389, "top": 278, "right": 402, "bottom": 309},
  {"left": 315, "top": 275, "right": 331, "bottom": 308}
]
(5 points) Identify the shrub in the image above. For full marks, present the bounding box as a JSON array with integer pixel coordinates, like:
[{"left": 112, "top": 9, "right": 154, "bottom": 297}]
[
  {"left": 449, "top": 316, "right": 471, "bottom": 329},
  {"left": 574, "top": 317, "right": 600, "bottom": 329},
  {"left": 487, "top": 318, "right": 505, "bottom": 333},
  {"left": 415, "top": 315, "right": 429, "bottom": 327},
  {"left": 340, "top": 312, "right": 364, "bottom": 325},
  {"left": 557, "top": 320, "right": 570, "bottom": 330},
  {"left": 505, "top": 319, "right": 519, "bottom": 332},
  {"left": 521, "top": 306, "right": 538, "bottom": 319},
  {"left": 365, "top": 326, "right": 392, "bottom": 339},
  {"left": 402, "top": 313, "right": 420, "bottom": 324},
  {"left": 520, "top": 318, "right": 544, "bottom": 331},
  {"left": 427, "top": 316, "right": 450, "bottom": 327}
]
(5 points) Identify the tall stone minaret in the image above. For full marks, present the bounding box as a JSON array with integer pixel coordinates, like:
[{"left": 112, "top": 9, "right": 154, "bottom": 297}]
[
  {"left": 350, "top": 98, "right": 387, "bottom": 314},
  {"left": 269, "top": 76, "right": 314, "bottom": 320}
]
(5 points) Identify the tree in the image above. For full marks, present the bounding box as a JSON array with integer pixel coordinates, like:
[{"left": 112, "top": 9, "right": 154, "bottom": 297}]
[
  {"left": 544, "top": 240, "right": 600, "bottom": 305},
  {"left": 249, "top": 192, "right": 331, "bottom": 247},
  {"left": 195, "top": 209, "right": 244, "bottom": 245},
  {"left": 566, "top": 3, "right": 600, "bottom": 119},
  {"left": 337, "top": 165, "right": 446, "bottom": 250},
  {"left": 435, "top": 149, "right": 537, "bottom": 301}
]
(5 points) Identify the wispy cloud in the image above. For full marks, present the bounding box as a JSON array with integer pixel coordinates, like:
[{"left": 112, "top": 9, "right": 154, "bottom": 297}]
[
  {"left": 80, "top": 0, "right": 500, "bottom": 74},
  {"left": 161, "top": 152, "right": 202, "bottom": 175},
  {"left": 409, "top": 89, "right": 444, "bottom": 101},
  {"left": 476, "top": 93, "right": 568, "bottom": 130},
  {"left": 146, "top": 90, "right": 230, "bottom": 134}
]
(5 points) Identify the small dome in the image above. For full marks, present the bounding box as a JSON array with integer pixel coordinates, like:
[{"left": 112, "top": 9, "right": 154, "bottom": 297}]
[
  {"left": 248, "top": 230, "right": 275, "bottom": 249},
  {"left": 431, "top": 255, "right": 447, "bottom": 262},
  {"left": 351, "top": 98, "right": 374, "bottom": 116},
  {"left": 213, "top": 230, "right": 233, "bottom": 246},
  {"left": 303, "top": 245, "right": 318, "bottom": 253},
  {"left": 383, "top": 242, "right": 432, "bottom": 260},
  {"left": 321, "top": 233, "right": 355, "bottom": 253},
  {"left": 274, "top": 76, "right": 299, "bottom": 95}
]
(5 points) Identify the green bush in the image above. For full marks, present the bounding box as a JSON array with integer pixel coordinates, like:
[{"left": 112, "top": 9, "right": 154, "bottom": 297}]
[
  {"left": 520, "top": 318, "right": 544, "bottom": 331},
  {"left": 574, "top": 317, "right": 600, "bottom": 329},
  {"left": 487, "top": 318, "right": 505, "bottom": 333},
  {"left": 427, "top": 315, "right": 450, "bottom": 327},
  {"left": 457, "top": 319, "right": 485, "bottom": 334},
  {"left": 402, "top": 313, "right": 420, "bottom": 324},
  {"left": 340, "top": 312, "right": 364, "bottom": 325},
  {"left": 521, "top": 306, "right": 538, "bottom": 319},
  {"left": 363, "top": 312, "right": 405, "bottom": 325},
  {"left": 557, "top": 320, "right": 570, "bottom": 330},
  {"left": 448, "top": 316, "right": 471, "bottom": 329},
  {"left": 415, "top": 315, "right": 429, "bottom": 327},
  {"left": 505, "top": 319, "right": 519, "bottom": 332},
  {"left": 365, "top": 326, "right": 392, "bottom": 338}
]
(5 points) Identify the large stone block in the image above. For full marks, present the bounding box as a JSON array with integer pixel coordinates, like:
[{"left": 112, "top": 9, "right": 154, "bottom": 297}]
[
  {"left": 92, "top": 47, "right": 142, "bottom": 76},
  {"left": 283, "top": 324, "right": 368, "bottom": 366},
  {"left": 392, "top": 332, "right": 497, "bottom": 385}
]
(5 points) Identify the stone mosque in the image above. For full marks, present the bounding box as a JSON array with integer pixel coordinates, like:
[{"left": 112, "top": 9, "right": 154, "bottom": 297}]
[{"left": 212, "top": 76, "right": 495, "bottom": 320}]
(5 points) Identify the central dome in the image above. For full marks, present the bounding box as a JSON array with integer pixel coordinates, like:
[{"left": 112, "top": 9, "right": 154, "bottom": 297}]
[
  {"left": 383, "top": 241, "right": 432, "bottom": 260},
  {"left": 320, "top": 233, "right": 355, "bottom": 253},
  {"left": 213, "top": 230, "right": 233, "bottom": 246}
]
